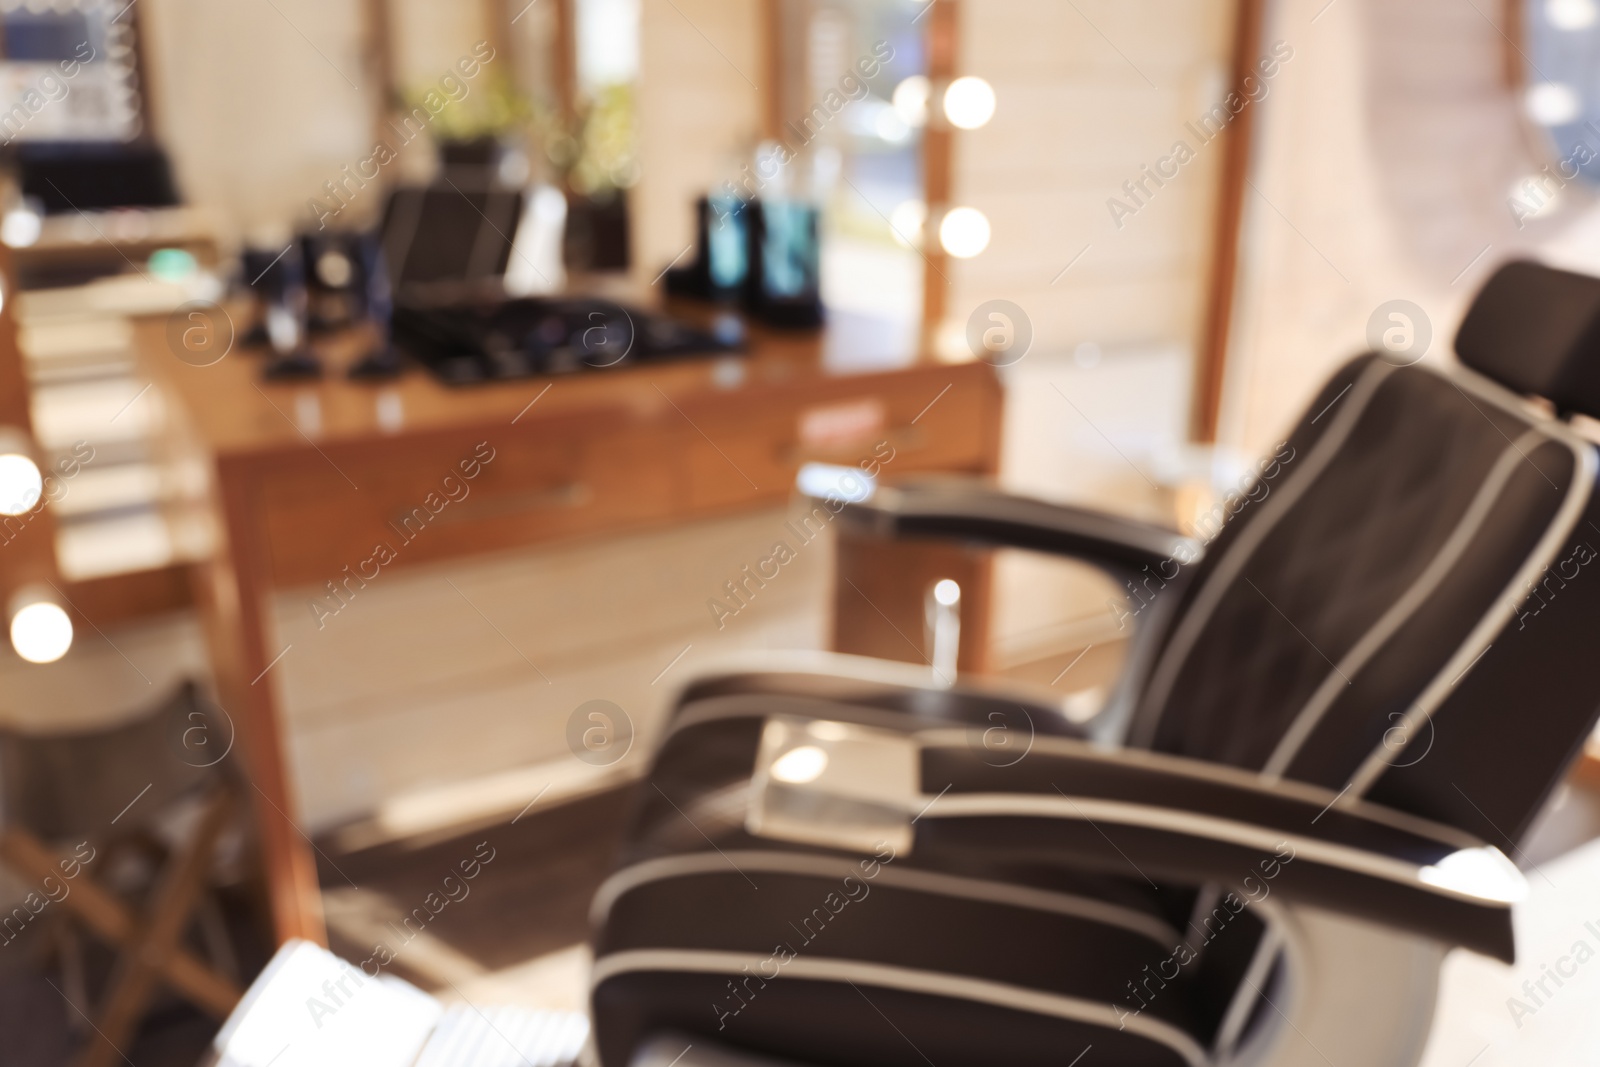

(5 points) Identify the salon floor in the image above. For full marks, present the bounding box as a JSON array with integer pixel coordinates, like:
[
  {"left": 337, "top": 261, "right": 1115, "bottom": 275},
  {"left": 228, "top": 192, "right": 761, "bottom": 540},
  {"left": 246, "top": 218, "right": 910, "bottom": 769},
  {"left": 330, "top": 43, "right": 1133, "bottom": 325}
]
[{"left": 5, "top": 720, "right": 1600, "bottom": 1066}]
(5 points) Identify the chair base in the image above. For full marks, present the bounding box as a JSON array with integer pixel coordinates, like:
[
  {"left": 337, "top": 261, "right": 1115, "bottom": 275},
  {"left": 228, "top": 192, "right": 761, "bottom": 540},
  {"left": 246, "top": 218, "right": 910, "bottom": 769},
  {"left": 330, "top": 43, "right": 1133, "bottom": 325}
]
[{"left": 1231, "top": 902, "right": 1442, "bottom": 1067}]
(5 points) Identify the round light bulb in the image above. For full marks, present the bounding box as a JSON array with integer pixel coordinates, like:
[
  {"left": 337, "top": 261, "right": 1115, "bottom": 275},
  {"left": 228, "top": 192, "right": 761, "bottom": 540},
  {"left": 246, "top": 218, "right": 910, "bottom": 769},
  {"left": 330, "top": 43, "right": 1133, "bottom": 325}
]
[
  {"left": 771, "top": 745, "right": 829, "bottom": 784},
  {"left": 889, "top": 199, "right": 927, "bottom": 248},
  {"left": 933, "top": 579, "right": 961, "bottom": 606},
  {"left": 939, "top": 206, "right": 992, "bottom": 258},
  {"left": 1, "top": 208, "right": 42, "bottom": 249},
  {"left": 1511, "top": 174, "right": 1563, "bottom": 219},
  {"left": 943, "top": 76, "right": 997, "bottom": 130},
  {"left": 0, "top": 453, "right": 42, "bottom": 516},
  {"left": 11, "top": 601, "right": 72, "bottom": 664},
  {"left": 874, "top": 108, "right": 912, "bottom": 143},
  {"left": 1547, "top": 0, "right": 1598, "bottom": 30},
  {"left": 1526, "top": 82, "right": 1581, "bottom": 126},
  {"left": 892, "top": 75, "right": 931, "bottom": 128}
]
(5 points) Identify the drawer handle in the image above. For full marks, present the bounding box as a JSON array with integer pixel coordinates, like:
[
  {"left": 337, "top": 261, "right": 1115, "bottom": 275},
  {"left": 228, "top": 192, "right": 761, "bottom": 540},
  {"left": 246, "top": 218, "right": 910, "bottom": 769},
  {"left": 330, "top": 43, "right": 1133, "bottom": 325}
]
[
  {"left": 393, "top": 483, "right": 592, "bottom": 527},
  {"left": 778, "top": 425, "right": 924, "bottom": 466}
]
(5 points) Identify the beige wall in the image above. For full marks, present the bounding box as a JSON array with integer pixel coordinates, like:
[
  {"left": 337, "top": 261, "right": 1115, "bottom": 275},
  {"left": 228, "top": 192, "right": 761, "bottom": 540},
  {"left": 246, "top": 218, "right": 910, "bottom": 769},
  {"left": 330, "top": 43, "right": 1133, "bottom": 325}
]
[
  {"left": 140, "top": 0, "right": 497, "bottom": 246},
  {"left": 949, "top": 0, "right": 1233, "bottom": 357},
  {"left": 140, "top": 0, "right": 379, "bottom": 243},
  {"left": 954, "top": 0, "right": 1233, "bottom": 664},
  {"left": 1220, "top": 0, "right": 1558, "bottom": 451},
  {"left": 632, "top": 0, "right": 764, "bottom": 282}
]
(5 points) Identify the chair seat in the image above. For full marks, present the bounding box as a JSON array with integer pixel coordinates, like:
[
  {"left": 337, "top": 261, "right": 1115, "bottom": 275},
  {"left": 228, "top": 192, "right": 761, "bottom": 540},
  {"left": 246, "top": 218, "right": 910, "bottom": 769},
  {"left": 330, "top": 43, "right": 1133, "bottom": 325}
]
[
  {"left": 593, "top": 854, "right": 1214, "bottom": 1067},
  {"left": 600, "top": 703, "right": 1250, "bottom": 1067}
]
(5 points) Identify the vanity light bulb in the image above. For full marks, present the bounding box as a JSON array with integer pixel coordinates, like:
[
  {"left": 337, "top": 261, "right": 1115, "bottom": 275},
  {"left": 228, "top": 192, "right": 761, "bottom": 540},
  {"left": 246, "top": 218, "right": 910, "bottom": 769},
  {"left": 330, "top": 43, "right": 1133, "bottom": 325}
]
[
  {"left": 893, "top": 76, "right": 931, "bottom": 127},
  {"left": 1547, "top": 0, "right": 1599, "bottom": 30},
  {"left": 11, "top": 601, "right": 72, "bottom": 664},
  {"left": 943, "top": 76, "right": 997, "bottom": 130},
  {"left": 890, "top": 199, "right": 928, "bottom": 249},
  {"left": 1, "top": 207, "right": 41, "bottom": 249},
  {"left": 0, "top": 452, "right": 42, "bottom": 516},
  {"left": 1526, "top": 82, "right": 1581, "bottom": 125},
  {"left": 939, "top": 207, "right": 992, "bottom": 258}
]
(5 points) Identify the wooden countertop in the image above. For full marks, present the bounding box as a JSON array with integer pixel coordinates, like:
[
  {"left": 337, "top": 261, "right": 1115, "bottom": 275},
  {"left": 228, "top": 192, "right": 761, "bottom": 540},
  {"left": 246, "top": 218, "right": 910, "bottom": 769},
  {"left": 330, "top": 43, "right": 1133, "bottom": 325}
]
[{"left": 138, "top": 297, "right": 965, "bottom": 461}]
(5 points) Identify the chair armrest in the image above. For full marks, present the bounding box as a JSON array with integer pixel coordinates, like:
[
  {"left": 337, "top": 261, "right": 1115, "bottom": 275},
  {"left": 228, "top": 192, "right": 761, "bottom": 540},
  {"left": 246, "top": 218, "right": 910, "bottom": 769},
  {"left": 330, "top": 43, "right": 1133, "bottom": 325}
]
[
  {"left": 839, "top": 480, "right": 1200, "bottom": 574},
  {"left": 743, "top": 716, "right": 1522, "bottom": 961},
  {"left": 911, "top": 731, "right": 1522, "bottom": 961}
]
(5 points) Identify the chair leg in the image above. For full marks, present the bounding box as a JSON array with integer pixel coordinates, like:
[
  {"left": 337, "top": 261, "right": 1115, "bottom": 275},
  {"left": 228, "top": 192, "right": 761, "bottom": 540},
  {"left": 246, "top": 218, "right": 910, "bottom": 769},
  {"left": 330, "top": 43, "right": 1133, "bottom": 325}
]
[
  {"left": 55, "top": 918, "right": 91, "bottom": 1036},
  {"left": 73, "top": 787, "right": 238, "bottom": 1067},
  {"left": 0, "top": 827, "right": 243, "bottom": 1019},
  {"left": 196, "top": 889, "right": 241, "bottom": 985}
]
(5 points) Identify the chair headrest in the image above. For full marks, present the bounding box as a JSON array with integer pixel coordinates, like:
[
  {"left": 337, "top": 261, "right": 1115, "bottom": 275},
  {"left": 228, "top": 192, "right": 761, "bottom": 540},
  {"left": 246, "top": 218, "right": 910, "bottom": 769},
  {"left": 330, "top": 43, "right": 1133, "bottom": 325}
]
[{"left": 1456, "top": 260, "right": 1600, "bottom": 416}]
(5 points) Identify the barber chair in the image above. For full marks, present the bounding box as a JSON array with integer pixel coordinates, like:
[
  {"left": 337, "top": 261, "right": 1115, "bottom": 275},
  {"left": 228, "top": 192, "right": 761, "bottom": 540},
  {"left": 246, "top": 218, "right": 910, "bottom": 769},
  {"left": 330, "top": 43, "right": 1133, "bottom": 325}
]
[{"left": 585, "top": 261, "right": 1600, "bottom": 1067}]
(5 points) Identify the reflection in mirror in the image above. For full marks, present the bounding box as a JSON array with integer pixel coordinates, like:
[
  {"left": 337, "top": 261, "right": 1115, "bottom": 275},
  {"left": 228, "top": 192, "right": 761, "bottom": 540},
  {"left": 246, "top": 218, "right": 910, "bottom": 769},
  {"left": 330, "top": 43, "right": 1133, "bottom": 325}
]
[
  {"left": 769, "top": 0, "right": 929, "bottom": 320},
  {"left": 1520, "top": 0, "right": 1600, "bottom": 221}
]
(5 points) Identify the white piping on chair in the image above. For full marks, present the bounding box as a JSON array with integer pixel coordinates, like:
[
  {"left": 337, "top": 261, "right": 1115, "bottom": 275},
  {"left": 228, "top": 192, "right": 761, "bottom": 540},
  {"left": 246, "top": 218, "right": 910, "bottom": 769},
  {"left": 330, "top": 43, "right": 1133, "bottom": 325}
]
[
  {"left": 1343, "top": 367, "right": 1597, "bottom": 798},
  {"left": 919, "top": 792, "right": 1523, "bottom": 906},
  {"left": 1131, "top": 360, "right": 1397, "bottom": 748},
  {"left": 1262, "top": 427, "right": 1550, "bottom": 779},
  {"left": 590, "top": 949, "right": 1210, "bottom": 1067},
  {"left": 912, "top": 729, "right": 1487, "bottom": 849},
  {"left": 590, "top": 850, "right": 1181, "bottom": 947}
]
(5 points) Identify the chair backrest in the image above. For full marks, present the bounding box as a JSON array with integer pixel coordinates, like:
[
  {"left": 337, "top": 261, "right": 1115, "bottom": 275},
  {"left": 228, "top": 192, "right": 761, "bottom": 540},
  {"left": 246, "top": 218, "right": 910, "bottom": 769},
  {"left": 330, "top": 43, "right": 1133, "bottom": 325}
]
[
  {"left": 0, "top": 680, "right": 230, "bottom": 841},
  {"left": 1129, "top": 261, "right": 1600, "bottom": 847}
]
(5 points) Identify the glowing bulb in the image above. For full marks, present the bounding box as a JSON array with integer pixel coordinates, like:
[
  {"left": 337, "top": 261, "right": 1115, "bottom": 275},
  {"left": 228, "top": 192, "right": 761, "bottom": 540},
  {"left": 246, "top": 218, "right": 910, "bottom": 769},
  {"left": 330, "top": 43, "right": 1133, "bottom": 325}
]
[
  {"left": 0, "top": 453, "right": 42, "bottom": 516},
  {"left": 11, "top": 601, "right": 72, "bottom": 664},
  {"left": 1511, "top": 174, "right": 1563, "bottom": 219},
  {"left": 1547, "top": 0, "right": 1598, "bottom": 29},
  {"left": 771, "top": 745, "right": 829, "bottom": 784},
  {"left": 874, "top": 108, "right": 911, "bottom": 143},
  {"left": 933, "top": 579, "right": 961, "bottom": 606},
  {"left": 892, "top": 76, "right": 931, "bottom": 127},
  {"left": 889, "top": 199, "right": 927, "bottom": 248},
  {"left": 1526, "top": 82, "right": 1581, "bottom": 125},
  {"left": 939, "top": 207, "right": 991, "bottom": 258},
  {"left": 1, "top": 208, "right": 41, "bottom": 249},
  {"left": 943, "top": 76, "right": 997, "bottom": 129}
]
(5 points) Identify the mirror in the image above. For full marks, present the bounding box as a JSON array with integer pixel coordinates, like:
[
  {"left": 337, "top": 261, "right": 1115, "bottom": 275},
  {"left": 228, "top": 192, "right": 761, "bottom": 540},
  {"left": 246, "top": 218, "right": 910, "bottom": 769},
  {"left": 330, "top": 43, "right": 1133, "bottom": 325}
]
[{"left": 1519, "top": 0, "right": 1600, "bottom": 218}]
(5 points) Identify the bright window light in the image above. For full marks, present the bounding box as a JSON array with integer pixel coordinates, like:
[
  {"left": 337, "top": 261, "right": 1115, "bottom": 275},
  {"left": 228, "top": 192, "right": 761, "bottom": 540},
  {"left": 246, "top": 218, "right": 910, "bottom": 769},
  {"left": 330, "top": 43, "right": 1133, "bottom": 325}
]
[
  {"left": 0, "top": 452, "right": 42, "bottom": 516},
  {"left": 11, "top": 600, "right": 72, "bottom": 664},
  {"left": 939, "top": 206, "right": 992, "bottom": 258},
  {"left": 943, "top": 76, "right": 997, "bottom": 129}
]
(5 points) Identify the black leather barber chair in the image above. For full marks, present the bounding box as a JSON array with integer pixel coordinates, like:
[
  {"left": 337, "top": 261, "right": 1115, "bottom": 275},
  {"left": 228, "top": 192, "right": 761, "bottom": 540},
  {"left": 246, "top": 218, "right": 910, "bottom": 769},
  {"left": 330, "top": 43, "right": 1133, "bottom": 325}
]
[{"left": 587, "top": 261, "right": 1600, "bottom": 1067}]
